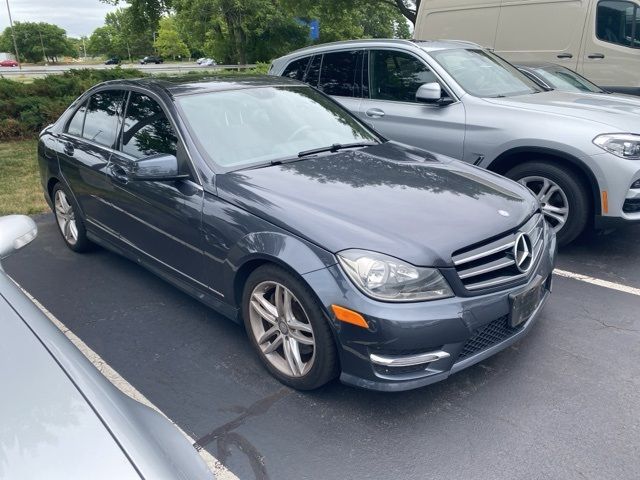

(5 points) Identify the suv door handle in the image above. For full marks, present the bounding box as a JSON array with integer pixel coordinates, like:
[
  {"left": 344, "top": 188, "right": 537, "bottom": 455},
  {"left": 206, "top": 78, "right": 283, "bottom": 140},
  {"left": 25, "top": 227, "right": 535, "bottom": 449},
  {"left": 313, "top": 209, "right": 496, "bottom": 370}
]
[
  {"left": 557, "top": 53, "right": 573, "bottom": 59},
  {"left": 365, "top": 108, "right": 385, "bottom": 118},
  {"left": 588, "top": 53, "right": 605, "bottom": 59}
]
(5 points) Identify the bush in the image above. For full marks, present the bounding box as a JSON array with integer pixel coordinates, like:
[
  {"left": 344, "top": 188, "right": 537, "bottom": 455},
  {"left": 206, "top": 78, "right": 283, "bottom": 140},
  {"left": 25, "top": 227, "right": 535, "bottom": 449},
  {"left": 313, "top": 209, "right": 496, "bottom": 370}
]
[{"left": 0, "top": 65, "right": 271, "bottom": 141}]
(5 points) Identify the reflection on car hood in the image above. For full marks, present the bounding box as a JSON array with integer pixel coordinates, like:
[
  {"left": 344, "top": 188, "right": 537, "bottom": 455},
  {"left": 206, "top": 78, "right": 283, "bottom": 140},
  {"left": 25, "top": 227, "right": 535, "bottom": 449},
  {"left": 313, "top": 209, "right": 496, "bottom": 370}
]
[
  {"left": 485, "top": 90, "right": 640, "bottom": 130},
  {"left": 218, "top": 143, "right": 538, "bottom": 266},
  {"left": 0, "top": 286, "right": 139, "bottom": 479}
]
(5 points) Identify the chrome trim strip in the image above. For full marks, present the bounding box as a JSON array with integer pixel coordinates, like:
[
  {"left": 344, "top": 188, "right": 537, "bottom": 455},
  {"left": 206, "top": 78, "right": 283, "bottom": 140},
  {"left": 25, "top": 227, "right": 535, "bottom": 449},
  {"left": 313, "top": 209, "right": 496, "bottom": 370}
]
[
  {"left": 86, "top": 218, "right": 224, "bottom": 298},
  {"left": 465, "top": 272, "right": 528, "bottom": 291},
  {"left": 453, "top": 240, "right": 515, "bottom": 266},
  {"left": 458, "top": 258, "right": 516, "bottom": 279},
  {"left": 370, "top": 350, "right": 450, "bottom": 367}
]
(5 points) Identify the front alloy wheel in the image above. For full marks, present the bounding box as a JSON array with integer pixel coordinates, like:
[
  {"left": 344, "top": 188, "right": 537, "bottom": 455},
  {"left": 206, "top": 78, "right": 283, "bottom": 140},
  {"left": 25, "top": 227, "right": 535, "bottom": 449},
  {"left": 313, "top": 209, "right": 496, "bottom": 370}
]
[
  {"left": 517, "top": 176, "right": 569, "bottom": 232},
  {"left": 243, "top": 265, "right": 338, "bottom": 390}
]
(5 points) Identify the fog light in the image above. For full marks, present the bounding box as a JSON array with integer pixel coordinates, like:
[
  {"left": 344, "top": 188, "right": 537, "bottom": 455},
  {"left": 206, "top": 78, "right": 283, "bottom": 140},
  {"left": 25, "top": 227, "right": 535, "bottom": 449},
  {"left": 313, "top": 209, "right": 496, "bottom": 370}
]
[{"left": 631, "top": 179, "right": 640, "bottom": 189}]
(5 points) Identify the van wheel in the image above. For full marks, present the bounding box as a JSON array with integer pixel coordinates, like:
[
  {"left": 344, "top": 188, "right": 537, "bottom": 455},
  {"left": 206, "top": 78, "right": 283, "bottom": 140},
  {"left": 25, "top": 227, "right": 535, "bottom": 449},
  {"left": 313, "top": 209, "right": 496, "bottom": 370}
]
[{"left": 506, "top": 161, "right": 589, "bottom": 246}]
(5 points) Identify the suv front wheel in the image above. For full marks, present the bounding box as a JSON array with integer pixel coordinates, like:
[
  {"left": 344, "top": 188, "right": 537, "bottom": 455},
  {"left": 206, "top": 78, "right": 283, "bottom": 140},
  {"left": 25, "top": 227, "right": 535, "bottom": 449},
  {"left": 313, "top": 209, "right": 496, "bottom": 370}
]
[{"left": 506, "top": 161, "right": 589, "bottom": 246}]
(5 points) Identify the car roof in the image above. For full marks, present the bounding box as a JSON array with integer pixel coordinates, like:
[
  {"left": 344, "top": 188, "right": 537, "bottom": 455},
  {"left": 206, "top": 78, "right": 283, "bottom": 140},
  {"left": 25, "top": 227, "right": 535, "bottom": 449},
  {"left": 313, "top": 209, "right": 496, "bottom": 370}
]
[
  {"left": 274, "top": 38, "right": 483, "bottom": 62},
  {"left": 99, "top": 75, "right": 305, "bottom": 97}
]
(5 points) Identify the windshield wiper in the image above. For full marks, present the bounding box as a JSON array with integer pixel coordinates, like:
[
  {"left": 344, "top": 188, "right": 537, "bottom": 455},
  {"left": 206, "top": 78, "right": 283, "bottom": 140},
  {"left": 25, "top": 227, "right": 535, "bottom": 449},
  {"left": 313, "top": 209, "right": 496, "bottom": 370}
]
[{"left": 297, "top": 141, "right": 378, "bottom": 158}]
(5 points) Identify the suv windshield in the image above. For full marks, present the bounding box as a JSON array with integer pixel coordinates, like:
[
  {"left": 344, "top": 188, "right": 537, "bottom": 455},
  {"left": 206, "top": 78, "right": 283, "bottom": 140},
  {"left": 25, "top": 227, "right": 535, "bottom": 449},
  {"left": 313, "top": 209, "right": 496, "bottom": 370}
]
[
  {"left": 430, "top": 48, "right": 543, "bottom": 98},
  {"left": 177, "top": 86, "right": 379, "bottom": 170}
]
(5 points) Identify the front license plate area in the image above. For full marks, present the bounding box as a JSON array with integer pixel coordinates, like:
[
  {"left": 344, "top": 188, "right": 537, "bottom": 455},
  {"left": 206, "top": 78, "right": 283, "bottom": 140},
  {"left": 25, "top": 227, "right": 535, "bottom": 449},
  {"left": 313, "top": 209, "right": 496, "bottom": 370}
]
[{"left": 509, "top": 280, "right": 544, "bottom": 328}]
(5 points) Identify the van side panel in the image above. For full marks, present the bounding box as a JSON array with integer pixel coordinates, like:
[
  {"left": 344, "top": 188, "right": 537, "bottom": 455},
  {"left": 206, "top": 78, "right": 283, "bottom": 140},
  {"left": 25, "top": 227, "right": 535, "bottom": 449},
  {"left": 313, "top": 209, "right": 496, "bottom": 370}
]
[
  {"left": 578, "top": 0, "right": 640, "bottom": 90},
  {"left": 414, "top": 0, "right": 501, "bottom": 47},
  {"left": 495, "top": 0, "right": 587, "bottom": 68}
]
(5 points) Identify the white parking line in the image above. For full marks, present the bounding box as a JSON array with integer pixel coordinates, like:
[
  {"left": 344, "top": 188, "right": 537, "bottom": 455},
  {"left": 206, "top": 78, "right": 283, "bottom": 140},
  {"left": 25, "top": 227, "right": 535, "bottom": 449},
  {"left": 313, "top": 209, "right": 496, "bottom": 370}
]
[
  {"left": 554, "top": 268, "right": 640, "bottom": 297},
  {"left": 20, "top": 287, "right": 239, "bottom": 480}
]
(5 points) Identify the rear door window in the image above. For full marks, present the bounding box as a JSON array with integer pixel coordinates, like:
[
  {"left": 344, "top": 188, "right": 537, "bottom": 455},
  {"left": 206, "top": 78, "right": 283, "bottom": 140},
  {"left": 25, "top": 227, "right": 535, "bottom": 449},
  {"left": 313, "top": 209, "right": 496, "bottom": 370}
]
[
  {"left": 82, "top": 90, "right": 126, "bottom": 147},
  {"left": 318, "top": 50, "right": 361, "bottom": 97},
  {"left": 120, "top": 92, "right": 177, "bottom": 159},
  {"left": 304, "top": 55, "right": 322, "bottom": 87},
  {"left": 369, "top": 50, "right": 438, "bottom": 102},
  {"left": 282, "top": 57, "right": 311, "bottom": 81},
  {"left": 66, "top": 101, "right": 87, "bottom": 136}
]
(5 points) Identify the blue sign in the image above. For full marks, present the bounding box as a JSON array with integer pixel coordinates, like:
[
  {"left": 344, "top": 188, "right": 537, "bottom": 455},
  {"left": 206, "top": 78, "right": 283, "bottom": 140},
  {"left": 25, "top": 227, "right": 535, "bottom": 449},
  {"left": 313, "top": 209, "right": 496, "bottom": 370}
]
[{"left": 309, "top": 19, "right": 320, "bottom": 41}]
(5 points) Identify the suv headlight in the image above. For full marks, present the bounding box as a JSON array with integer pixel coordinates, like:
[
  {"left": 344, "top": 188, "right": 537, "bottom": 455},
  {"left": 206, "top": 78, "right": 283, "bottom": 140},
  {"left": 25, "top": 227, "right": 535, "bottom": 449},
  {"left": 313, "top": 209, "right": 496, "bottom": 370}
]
[
  {"left": 594, "top": 134, "right": 640, "bottom": 159},
  {"left": 337, "top": 249, "right": 453, "bottom": 302}
]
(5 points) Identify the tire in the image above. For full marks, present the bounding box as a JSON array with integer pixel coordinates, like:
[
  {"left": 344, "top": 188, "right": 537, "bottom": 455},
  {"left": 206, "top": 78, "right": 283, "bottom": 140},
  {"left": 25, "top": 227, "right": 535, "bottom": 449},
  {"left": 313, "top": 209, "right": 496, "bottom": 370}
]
[
  {"left": 52, "top": 183, "right": 93, "bottom": 253},
  {"left": 242, "top": 264, "right": 338, "bottom": 390},
  {"left": 506, "top": 161, "right": 590, "bottom": 246}
]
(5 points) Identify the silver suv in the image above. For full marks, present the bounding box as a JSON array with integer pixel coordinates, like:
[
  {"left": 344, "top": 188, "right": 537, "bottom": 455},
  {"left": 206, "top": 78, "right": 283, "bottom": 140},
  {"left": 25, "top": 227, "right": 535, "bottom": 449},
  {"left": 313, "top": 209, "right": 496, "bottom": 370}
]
[{"left": 270, "top": 39, "right": 640, "bottom": 245}]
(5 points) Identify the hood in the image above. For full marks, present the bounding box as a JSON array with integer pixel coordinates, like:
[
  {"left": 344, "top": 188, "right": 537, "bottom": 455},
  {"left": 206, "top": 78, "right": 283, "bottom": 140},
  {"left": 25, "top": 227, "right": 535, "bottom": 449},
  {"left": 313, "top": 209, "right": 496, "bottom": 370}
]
[
  {"left": 218, "top": 143, "right": 538, "bottom": 267},
  {"left": 484, "top": 90, "right": 640, "bottom": 131},
  {"left": 0, "top": 290, "right": 139, "bottom": 479}
]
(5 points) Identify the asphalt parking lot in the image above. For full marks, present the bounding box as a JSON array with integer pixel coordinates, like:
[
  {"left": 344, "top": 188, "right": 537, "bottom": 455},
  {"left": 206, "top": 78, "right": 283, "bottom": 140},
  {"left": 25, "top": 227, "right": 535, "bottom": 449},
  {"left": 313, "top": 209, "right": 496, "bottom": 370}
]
[{"left": 5, "top": 214, "right": 640, "bottom": 480}]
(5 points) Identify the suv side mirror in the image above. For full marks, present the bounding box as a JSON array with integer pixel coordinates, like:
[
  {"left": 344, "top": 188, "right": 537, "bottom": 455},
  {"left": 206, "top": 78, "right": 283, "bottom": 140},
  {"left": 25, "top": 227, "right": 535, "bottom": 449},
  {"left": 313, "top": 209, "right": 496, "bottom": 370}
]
[
  {"left": 129, "top": 153, "right": 189, "bottom": 182},
  {"left": 0, "top": 215, "right": 38, "bottom": 260},
  {"left": 416, "top": 82, "right": 454, "bottom": 106}
]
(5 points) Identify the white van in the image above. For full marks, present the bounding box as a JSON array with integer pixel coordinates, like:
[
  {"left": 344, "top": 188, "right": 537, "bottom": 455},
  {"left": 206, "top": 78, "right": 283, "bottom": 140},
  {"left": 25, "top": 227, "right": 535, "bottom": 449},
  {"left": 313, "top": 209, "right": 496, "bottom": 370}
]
[{"left": 415, "top": 0, "right": 640, "bottom": 95}]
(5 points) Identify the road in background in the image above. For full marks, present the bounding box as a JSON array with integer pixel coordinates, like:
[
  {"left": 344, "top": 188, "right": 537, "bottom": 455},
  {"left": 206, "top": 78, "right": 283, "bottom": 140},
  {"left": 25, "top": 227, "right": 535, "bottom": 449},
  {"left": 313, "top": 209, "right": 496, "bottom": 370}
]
[
  {"left": 5, "top": 215, "right": 639, "bottom": 480},
  {"left": 0, "top": 62, "right": 257, "bottom": 78}
]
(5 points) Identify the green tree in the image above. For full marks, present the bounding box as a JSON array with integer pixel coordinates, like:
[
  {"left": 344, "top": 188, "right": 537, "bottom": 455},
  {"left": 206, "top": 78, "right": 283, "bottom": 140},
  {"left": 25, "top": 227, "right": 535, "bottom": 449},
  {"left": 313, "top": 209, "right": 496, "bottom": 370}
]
[
  {"left": 0, "top": 22, "right": 74, "bottom": 63},
  {"left": 88, "top": 8, "right": 153, "bottom": 60},
  {"left": 154, "top": 17, "right": 189, "bottom": 59}
]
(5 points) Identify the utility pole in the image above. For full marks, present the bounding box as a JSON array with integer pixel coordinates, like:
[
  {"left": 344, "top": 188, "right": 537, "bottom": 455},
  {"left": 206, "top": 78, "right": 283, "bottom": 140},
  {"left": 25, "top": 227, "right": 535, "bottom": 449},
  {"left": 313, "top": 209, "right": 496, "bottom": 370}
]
[
  {"left": 82, "top": 37, "right": 87, "bottom": 60},
  {"left": 4, "top": 0, "right": 22, "bottom": 70},
  {"left": 39, "top": 29, "right": 47, "bottom": 65}
]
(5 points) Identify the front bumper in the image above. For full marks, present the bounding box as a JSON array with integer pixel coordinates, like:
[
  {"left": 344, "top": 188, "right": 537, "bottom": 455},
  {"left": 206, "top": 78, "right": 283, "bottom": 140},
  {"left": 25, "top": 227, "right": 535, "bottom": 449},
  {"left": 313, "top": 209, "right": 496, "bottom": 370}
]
[
  {"left": 590, "top": 151, "right": 640, "bottom": 225},
  {"left": 303, "top": 223, "right": 556, "bottom": 392}
]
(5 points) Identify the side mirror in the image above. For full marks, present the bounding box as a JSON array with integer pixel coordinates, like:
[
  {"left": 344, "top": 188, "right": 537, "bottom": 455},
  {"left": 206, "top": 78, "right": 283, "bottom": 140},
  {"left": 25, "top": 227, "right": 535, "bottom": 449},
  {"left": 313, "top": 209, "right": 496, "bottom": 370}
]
[
  {"left": 416, "top": 82, "right": 454, "bottom": 106},
  {"left": 129, "top": 154, "right": 189, "bottom": 182},
  {"left": 0, "top": 215, "right": 38, "bottom": 260}
]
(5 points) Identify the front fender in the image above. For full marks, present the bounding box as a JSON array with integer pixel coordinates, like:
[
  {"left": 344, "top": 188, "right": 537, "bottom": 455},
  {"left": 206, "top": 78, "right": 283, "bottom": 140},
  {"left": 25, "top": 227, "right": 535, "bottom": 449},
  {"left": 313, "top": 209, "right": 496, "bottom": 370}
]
[{"left": 222, "top": 231, "right": 336, "bottom": 303}]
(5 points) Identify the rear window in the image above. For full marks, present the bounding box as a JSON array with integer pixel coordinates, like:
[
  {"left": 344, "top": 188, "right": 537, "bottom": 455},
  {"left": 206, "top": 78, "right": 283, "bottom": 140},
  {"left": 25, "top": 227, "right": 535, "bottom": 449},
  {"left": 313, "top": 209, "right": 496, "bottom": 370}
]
[
  {"left": 82, "top": 90, "right": 126, "bottom": 148},
  {"left": 66, "top": 101, "right": 87, "bottom": 136},
  {"left": 304, "top": 55, "right": 322, "bottom": 87},
  {"left": 282, "top": 57, "right": 311, "bottom": 81}
]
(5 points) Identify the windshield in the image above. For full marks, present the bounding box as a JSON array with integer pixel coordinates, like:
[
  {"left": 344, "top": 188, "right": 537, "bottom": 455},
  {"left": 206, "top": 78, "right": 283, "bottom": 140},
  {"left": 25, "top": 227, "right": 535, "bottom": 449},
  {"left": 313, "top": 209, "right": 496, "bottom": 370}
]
[
  {"left": 533, "top": 66, "right": 604, "bottom": 93},
  {"left": 177, "top": 86, "right": 379, "bottom": 170},
  {"left": 430, "top": 48, "right": 543, "bottom": 98}
]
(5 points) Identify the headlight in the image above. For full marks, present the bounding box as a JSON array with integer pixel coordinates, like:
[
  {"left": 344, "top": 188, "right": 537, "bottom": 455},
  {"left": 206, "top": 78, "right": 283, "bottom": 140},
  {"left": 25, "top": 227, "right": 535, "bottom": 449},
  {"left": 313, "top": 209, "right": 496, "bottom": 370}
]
[
  {"left": 337, "top": 249, "right": 454, "bottom": 302},
  {"left": 593, "top": 134, "right": 640, "bottom": 159}
]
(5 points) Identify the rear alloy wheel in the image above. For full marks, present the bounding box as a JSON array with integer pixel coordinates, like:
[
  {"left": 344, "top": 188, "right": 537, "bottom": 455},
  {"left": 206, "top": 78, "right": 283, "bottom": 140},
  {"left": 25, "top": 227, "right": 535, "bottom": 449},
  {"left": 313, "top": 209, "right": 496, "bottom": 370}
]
[
  {"left": 506, "top": 161, "right": 589, "bottom": 246},
  {"left": 243, "top": 265, "right": 338, "bottom": 390},
  {"left": 52, "top": 184, "right": 92, "bottom": 252}
]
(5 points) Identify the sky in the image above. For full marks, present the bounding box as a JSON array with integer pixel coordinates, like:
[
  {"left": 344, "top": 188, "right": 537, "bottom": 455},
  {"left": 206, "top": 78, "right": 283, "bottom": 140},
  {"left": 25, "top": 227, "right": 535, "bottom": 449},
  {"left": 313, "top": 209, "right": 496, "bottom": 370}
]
[{"left": 0, "top": 0, "right": 119, "bottom": 38}]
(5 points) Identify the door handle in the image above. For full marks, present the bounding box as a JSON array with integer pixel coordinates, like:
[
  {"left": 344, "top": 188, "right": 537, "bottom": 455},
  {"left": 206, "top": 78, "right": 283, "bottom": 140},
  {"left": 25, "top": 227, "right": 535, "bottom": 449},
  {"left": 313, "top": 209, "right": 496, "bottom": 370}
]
[
  {"left": 365, "top": 108, "right": 385, "bottom": 118},
  {"left": 109, "top": 164, "right": 129, "bottom": 184},
  {"left": 588, "top": 53, "right": 605, "bottom": 59},
  {"left": 63, "top": 142, "right": 74, "bottom": 156},
  {"left": 557, "top": 53, "right": 573, "bottom": 59}
]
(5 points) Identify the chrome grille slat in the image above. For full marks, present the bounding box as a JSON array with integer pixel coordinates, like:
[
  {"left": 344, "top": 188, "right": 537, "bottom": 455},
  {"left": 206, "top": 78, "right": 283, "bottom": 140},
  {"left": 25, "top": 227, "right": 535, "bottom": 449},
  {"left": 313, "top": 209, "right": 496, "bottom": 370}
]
[{"left": 452, "top": 214, "right": 546, "bottom": 292}]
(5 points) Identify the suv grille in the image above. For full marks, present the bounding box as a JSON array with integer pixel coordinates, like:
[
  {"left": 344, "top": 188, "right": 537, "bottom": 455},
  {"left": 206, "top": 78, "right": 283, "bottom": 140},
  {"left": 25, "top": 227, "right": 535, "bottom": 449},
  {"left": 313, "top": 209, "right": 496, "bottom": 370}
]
[
  {"left": 452, "top": 214, "right": 545, "bottom": 291},
  {"left": 457, "top": 316, "right": 524, "bottom": 361}
]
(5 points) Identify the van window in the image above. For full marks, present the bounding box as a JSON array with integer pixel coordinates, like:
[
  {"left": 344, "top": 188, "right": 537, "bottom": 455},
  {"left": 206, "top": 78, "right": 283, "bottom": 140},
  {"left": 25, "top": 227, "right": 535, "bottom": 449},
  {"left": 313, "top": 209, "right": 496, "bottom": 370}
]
[
  {"left": 282, "top": 57, "right": 311, "bottom": 81},
  {"left": 318, "top": 50, "right": 360, "bottom": 97},
  {"left": 596, "top": 0, "right": 639, "bottom": 48},
  {"left": 82, "top": 90, "right": 126, "bottom": 148},
  {"left": 369, "top": 50, "right": 438, "bottom": 103}
]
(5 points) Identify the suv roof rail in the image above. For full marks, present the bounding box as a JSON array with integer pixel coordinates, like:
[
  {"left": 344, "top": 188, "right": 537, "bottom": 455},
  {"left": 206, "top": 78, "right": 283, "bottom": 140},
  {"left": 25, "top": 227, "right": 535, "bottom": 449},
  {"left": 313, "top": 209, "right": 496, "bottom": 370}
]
[{"left": 285, "top": 38, "right": 418, "bottom": 56}]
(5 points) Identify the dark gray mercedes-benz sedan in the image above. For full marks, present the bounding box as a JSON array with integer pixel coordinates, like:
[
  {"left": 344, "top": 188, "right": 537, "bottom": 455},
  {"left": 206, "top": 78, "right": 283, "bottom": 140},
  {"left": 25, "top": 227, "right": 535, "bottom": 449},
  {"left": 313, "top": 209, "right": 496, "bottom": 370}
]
[{"left": 37, "top": 76, "right": 556, "bottom": 391}]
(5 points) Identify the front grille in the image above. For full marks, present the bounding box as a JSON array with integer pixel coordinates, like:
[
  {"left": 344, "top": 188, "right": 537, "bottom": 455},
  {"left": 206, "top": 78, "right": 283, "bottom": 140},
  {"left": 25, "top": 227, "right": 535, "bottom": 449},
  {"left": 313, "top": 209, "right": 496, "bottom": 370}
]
[
  {"left": 457, "top": 316, "right": 524, "bottom": 361},
  {"left": 452, "top": 214, "right": 545, "bottom": 291}
]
